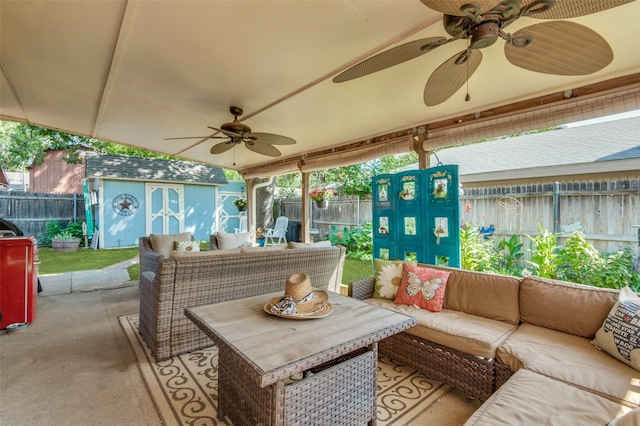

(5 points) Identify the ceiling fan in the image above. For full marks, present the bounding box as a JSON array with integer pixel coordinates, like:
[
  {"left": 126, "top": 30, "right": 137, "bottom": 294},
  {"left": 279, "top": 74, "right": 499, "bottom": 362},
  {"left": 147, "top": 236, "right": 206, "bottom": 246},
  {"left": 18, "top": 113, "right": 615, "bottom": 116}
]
[
  {"left": 333, "top": 0, "right": 634, "bottom": 106},
  {"left": 165, "top": 106, "right": 296, "bottom": 157}
]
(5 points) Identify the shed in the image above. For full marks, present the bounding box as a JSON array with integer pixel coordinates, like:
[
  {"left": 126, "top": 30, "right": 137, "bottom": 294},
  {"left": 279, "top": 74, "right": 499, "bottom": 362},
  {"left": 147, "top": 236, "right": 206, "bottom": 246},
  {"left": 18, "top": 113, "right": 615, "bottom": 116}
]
[{"left": 84, "top": 153, "right": 231, "bottom": 248}]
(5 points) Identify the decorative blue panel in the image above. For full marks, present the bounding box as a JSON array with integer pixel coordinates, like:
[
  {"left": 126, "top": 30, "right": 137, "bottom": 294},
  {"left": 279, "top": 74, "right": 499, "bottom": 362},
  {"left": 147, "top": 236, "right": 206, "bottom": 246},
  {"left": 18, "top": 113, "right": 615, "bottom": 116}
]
[{"left": 372, "top": 165, "right": 460, "bottom": 268}]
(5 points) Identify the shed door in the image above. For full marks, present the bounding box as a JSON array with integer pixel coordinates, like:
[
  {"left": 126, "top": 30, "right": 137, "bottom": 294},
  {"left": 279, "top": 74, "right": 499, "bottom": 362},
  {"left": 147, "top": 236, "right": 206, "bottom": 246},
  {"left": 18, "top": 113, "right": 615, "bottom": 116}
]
[{"left": 145, "top": 183, "right": 184, "bottom": 235}]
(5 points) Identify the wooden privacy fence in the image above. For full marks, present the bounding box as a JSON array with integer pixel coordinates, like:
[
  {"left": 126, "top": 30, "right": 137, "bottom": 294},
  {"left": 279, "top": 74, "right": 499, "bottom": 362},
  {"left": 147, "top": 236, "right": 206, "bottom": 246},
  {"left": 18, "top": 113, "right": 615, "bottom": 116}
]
[
  {"left": 0, "top": 192, "right": 86, "bottom": 237},
  {"left": 281, "top": 180, "right": 640, "bottom": 254}
]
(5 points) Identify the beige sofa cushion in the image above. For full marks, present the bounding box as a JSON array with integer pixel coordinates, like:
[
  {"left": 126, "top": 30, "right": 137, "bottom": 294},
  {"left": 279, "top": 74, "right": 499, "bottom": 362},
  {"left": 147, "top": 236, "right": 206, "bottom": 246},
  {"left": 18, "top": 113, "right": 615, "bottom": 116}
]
[
  {"left": 171, "top": 248, "right": 241, "bottom": 259},
  {"left": 150, "top": 232, "right": 192, "bottom": 258},
  {"left": 432, "top": 266, "right": 521, "bottom": 325},
  {"left": 520, "top": 276, "right": 618, "bottom": 338},
  {"left": 497, "top": 323, "right": 640, "bottom": 407},
  {"left": 289, "top": 241, "right": 332, "bottom": 248},
  {"left": 216, "top": 232, "right": 251, "bottom": 250},
  {"left": 608, "top": 407, "right": 640, "bottom": 426},
  {"left": 365, "top": 298, "right": 517, "bottom": 359},
  {"left": 240, "top": 243, "right": 288, "bottom": 253},
  {"left": 464, "top": 369, "right": 633, "bottom": 426}
]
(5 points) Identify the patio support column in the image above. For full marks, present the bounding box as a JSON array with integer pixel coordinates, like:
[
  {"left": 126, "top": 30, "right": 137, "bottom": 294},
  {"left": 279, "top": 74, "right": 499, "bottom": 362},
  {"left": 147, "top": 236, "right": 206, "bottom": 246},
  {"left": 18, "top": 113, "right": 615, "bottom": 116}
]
[
  {"left": 301, "top": 171, "right": 311, "bottom": 243},
  {"left": 413, "top": 134, "right": 429, "bottom": 170},
  {"left": 245, "top": 178, "right": 255, "bottom": 239}
]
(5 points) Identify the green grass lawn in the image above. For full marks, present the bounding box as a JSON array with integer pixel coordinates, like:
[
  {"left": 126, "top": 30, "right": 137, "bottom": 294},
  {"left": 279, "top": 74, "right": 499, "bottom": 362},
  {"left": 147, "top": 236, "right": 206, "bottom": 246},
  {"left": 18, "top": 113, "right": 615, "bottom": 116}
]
[
  {"left": 342, "top": 258, "right": 373, "bottom": 285},
  {"left": 38, "top": 247, "right": 139, "bottom": 276},
  {"left": 37, "top": 246, "right": 373, "bottom": 286}
]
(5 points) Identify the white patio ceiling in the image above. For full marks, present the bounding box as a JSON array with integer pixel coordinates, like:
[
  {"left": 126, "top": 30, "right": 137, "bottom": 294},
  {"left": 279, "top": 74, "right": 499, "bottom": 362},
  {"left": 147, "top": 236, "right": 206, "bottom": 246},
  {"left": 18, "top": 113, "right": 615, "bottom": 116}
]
[{"left": 2, "top": 1, "right": 639, "bottom": 176}]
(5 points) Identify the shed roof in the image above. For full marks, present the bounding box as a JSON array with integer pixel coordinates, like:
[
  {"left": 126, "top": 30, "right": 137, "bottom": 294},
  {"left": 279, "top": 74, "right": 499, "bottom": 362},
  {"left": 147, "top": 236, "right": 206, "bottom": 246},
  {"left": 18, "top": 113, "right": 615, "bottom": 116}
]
[{"left": 85, "top": 153, "right": 228, "bottom": 185}]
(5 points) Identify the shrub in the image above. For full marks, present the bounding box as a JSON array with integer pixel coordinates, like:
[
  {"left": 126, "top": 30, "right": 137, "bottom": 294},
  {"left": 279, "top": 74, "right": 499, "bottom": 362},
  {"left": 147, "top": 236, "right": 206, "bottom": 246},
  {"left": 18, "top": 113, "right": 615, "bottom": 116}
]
[
  {"left": 525, "top": 225, "right": 560, "bottom": 278},
  {"left": 328, "top": 222, "right": 373, "bottom": 261}
]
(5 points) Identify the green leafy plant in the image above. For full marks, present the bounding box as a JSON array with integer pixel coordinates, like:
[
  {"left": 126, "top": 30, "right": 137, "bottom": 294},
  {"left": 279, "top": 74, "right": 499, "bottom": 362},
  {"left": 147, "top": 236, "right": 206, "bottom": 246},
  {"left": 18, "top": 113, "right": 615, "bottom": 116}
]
[
  {"left": 497, "top": 234, "right": 524, "bottom": 274},
  {"left": 556, "top": 232, "right": 640, "bottom": 291},
  {"left": 233, "top": 198, "right": 247, "bottom": 208},
  {"left": 596, "top": 247, "right": 640, "bottom": 291},
  {"left": 556, "top": 232, "right": 601, "bottom": 285},
  {"left": 40, "top": 220, "right": 84, "bottom": 246},
  {"left": 327, "top": 223, "right": 373, "bottom": 261},
  {"left": 459, "top": 222, "right": 497, "bottom": 272},
  {"left": 525, "top": 225, "right": 560, "bottom": 278}
]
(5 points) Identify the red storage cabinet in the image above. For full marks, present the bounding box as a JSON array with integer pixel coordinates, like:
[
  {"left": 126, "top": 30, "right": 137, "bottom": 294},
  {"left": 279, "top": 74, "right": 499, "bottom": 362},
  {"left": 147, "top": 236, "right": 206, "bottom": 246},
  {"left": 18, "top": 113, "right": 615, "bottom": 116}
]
[{"left": 0, "top": 236, "right": 38, "bottom": 329}]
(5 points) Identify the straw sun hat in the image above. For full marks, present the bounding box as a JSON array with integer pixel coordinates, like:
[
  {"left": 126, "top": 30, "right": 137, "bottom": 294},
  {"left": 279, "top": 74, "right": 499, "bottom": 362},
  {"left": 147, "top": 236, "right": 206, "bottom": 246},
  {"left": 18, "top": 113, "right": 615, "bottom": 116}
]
[{"left": 265, "top": 273, "right": 332, "bottom": 319}]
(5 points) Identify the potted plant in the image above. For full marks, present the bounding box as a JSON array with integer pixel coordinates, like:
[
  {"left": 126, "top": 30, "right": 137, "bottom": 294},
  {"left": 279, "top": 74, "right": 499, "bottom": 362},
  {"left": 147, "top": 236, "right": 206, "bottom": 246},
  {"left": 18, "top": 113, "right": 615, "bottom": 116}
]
[
  {"left": 233, "top": 198, "right": 248, "bottom": 212},
  {"left": 256, "top": 228, "right": 266, "bottom": 247},
  {"left": 309, "top": 188, "right": 335, "bottom": 209},
  {"left": 51, "top": 229, "right": 82, "bottom": 252}
]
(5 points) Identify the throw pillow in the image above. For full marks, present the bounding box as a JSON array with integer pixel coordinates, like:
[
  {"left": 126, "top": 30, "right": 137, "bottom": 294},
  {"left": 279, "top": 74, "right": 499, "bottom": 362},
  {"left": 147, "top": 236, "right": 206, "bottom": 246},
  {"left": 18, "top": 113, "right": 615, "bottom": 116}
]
[
  {"left": 607, "top": 407, "right": 640, "bottom": 426},
  {"left": 149, "top": 232, "right": 192, "bottom": 258},
  {"left": 174, "top": 241, "right": 200, "bottom": 252},
  {"left": 393, "top": 263, "right": 451, "bottom": 312},
  {"left": 591, "top": 286, "right": 640, "bottom": 371},
  {"left": 216, "top": 231, "right": 251, "bottom": 250},
  {"left": 372, "top": 259, "right": 404, "bottom": 300}
]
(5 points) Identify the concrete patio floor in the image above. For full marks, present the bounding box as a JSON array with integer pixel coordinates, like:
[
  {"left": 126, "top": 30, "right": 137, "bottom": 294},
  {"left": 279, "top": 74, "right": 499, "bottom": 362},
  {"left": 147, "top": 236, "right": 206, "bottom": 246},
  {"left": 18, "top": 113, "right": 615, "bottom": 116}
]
[{"left": 0, "top": 287, "right": 160, "bottom": 426}]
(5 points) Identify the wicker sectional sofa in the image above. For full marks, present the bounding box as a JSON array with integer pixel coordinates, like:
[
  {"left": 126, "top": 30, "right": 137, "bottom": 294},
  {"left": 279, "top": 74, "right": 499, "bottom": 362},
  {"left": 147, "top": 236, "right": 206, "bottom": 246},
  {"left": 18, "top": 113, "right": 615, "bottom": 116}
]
[
  {"left": 138, "top": 235, "right": 345, "bottom": 361},
  {"left": 350, "top": 266, "right": 640, "bottom": 424}
]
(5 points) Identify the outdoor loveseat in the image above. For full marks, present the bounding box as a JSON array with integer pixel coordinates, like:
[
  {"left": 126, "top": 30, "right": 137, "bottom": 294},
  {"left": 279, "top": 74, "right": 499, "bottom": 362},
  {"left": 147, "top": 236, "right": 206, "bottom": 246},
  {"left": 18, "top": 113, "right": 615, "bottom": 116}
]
[
  {"left": 350, "top": 264, "right": 640, "bottom": 424},
  {"left": 138, "top": 233, "right": 345, "bottom": 361}
]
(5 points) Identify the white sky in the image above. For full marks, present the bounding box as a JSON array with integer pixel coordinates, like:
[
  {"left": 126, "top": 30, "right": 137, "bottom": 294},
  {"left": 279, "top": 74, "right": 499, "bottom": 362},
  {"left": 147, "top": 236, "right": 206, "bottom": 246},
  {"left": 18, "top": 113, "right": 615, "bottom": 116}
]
[{"left": 565, "top": 109, "right": 640, "bottom": 128}]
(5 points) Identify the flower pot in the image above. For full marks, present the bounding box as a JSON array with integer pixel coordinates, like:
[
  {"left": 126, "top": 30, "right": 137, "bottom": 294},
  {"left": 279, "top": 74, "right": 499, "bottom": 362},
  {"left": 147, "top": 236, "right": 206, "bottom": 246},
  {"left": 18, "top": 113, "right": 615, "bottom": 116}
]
[
  {"left": 52, "top": 238, "right": 81, "bottom": 253},
  {"left": 257, "top": 237, "right": 265, "bottom": 247},
  {"left": 236, "top": 205, "right": 246, "bottom": 212},
  {"left": 315, "top": 199, "right": 328, "bottom": 209}
]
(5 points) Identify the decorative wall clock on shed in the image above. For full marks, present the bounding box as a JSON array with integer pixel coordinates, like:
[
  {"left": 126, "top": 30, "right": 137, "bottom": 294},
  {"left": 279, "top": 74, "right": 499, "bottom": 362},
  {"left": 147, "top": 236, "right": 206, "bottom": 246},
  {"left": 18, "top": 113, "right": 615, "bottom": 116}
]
[{"left": 112, "top": 194, "right": 139, "bottom": 216}]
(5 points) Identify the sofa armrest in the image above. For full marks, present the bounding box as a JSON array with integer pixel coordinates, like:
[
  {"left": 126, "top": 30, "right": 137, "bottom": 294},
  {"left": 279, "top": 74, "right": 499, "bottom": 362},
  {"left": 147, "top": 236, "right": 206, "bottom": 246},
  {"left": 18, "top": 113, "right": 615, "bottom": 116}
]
[
  {"left": 139, "top": 236, "right": 162, "bottom": 276},
  {"left": 349, "top": 276, "right": 375, "bottom": 300}
]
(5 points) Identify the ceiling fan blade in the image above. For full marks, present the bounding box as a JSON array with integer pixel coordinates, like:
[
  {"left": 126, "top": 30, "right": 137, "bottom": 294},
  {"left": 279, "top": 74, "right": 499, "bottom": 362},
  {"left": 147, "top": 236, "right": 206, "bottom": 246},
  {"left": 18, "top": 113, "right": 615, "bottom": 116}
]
[
  {"left": 504, "top": 22, "right": 613, "bottom": 75},
  {"left": 248, "top": 132, "right": 296, "bottom": 145},
  {"left": 210, "top": 141, "right": 236, "bottom": 154},
  {"left": 164, "top": 136, "right": 226, "bottom": 140},
  {"left": 423, "top": 50, "right": 482, "bottom": 106},
  {"left": 420, "top": 0, "right": 498, "bottom": 16},
  {"left": 207, "top": 126, "right": 244, "bottom": 138},
  {"left": 333, "top": 37, "right": 447, "bottom": 83},
  {"left": 245, "top": 141, "right": 282, "bottom": 157},
  {"left": 521, "top": 0, "right": 635, "bottom": 19}
]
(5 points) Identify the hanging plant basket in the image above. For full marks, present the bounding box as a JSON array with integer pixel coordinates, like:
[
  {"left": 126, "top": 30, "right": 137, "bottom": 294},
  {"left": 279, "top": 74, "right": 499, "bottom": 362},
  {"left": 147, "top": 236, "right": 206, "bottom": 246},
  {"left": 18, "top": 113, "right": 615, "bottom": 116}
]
[
  {"left": 236, "top": 205, "right": 246, "bottom": 212},
  {"left": 315, "top": 199, "right": 328, "bottom": 209}
]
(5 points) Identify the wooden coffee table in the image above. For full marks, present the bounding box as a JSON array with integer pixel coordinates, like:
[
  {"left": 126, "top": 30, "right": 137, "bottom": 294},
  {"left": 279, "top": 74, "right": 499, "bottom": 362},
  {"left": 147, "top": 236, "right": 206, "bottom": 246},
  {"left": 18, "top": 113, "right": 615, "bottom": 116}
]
[{"left": 185, "top": 289, "right": 416, "bottom": 426}]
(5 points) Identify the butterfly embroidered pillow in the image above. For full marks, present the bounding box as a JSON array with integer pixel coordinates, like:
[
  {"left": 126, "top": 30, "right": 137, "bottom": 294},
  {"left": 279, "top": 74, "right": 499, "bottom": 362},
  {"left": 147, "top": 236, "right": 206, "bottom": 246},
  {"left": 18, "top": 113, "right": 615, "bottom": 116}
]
[
  {"left": 394, "top": 263, "right": 451, "bottom": 312},
  {"left": 372, "top": 259, "right": 405, "bottom": 299}
]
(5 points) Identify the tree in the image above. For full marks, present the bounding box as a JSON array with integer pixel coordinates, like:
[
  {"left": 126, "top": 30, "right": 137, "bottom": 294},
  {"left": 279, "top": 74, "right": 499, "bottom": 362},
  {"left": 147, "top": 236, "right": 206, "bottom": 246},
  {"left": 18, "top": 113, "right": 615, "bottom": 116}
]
[
  {"left": 275, "top": 151, "right": 418, "bottom": 198},
  {"left": 0, "top": 121, "right": 175, "bottom": 171}
]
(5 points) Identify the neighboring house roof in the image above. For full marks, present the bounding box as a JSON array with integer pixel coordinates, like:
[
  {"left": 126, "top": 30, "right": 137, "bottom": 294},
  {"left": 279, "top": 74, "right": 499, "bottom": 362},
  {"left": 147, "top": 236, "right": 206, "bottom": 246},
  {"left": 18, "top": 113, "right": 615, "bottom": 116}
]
[
  {"left": 0, "top": 170, "right": 30, "bottom": 191},
  {"left": 404, "top": 116, "right": 640, "bottom": 182},
  {"left": 85, "top": 153, "right": 228, "bottom": 185}
]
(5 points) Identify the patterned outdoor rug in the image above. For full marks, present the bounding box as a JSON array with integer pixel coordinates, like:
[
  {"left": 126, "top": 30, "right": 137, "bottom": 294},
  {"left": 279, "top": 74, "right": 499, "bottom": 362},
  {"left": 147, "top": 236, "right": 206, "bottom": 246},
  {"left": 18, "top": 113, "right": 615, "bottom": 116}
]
[{"left": 120, "top": 314, "right": 452, "bottom": 425}]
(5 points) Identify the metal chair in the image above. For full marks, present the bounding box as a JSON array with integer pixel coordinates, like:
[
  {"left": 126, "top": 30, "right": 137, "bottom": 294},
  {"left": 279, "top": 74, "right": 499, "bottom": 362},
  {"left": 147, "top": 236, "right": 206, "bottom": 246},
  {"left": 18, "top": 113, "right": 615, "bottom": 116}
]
[
  {"left": 234, "top": 216, "right": 247, "bottom": 234},
  {"left": 264, "top": 216, "right": 288, "bottom": 246}
]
